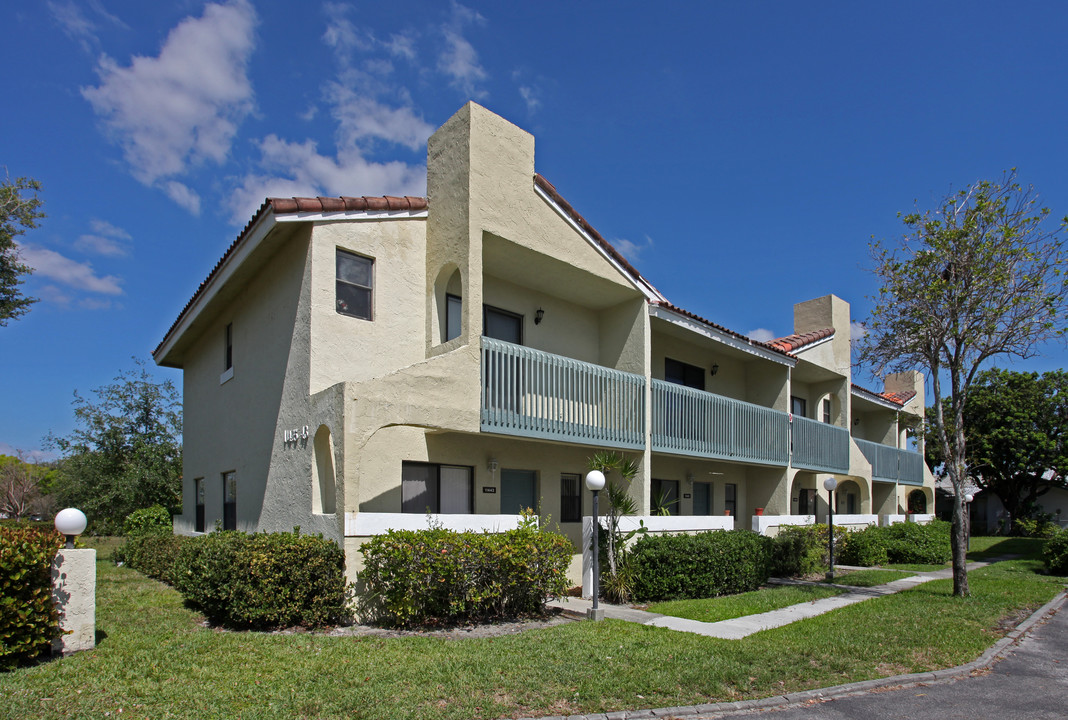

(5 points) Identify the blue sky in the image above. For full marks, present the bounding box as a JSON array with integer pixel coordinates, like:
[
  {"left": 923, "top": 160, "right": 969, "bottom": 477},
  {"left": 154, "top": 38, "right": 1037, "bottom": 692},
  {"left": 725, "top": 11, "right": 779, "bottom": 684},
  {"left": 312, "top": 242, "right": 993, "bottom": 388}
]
[{"left": 3, "top": 1, "right": 1067, "bottom": 457}]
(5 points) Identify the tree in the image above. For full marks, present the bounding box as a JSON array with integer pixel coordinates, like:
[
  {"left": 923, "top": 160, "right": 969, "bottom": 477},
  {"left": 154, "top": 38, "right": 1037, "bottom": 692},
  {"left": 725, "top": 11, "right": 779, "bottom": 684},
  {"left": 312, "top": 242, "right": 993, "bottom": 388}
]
[
  {"left": 46, "top": 360, "right": 182, "bottom": 534},
  {"left": 0, "top": 453, "right": 55, "bottom": 519},
  {"left": 857, "top": 170, "right": 1068, "bottom": 597},
  {"left": 927, "top": 370, "right": 1067, "bottom": 532},
  {"left": 0, "top": 172, "right": 44, "bottom": 325}
]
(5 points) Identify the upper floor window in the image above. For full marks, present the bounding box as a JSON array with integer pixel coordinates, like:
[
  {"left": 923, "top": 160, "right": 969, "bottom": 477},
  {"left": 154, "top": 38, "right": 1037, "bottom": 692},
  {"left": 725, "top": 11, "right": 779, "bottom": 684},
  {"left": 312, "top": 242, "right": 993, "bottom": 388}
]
[
  {"left": 336, "top": 249, "right": 373, "bottom": 320},
  {"left": 791, "top": 396, "right": 807, "bottom": 418},
  {"left": 822, "top": 398, "right": 832, "bottom": 424},
  {"left": 483, "top": 305, "right": 522, "bottom": 344},
  {"left": 665, "top": 358, "right": 705, "bottom": 391},
  {"left": 224, "top": 323, "right": 233, "bottom": 371},
  {"left": 446, "top": 293, "right": 462, "bottom": 341}
]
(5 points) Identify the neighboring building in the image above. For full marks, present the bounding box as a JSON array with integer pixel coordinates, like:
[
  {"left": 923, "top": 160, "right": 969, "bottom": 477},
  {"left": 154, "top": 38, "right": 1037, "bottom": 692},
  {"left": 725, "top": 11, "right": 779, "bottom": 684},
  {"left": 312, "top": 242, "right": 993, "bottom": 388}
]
[{"left": 153, "top": 103, "right": 935, "bottom": 580}]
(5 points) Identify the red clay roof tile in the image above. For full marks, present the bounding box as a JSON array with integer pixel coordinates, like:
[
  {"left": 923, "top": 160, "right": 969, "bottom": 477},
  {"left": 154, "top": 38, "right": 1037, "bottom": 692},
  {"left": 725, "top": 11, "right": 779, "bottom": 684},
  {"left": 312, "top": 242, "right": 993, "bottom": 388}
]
[
  {"left": 653, "top": 301, "right": 793, "bottom": 358},
  {"left": 767, "top": 328, "right": 835, "bottom": 353}
]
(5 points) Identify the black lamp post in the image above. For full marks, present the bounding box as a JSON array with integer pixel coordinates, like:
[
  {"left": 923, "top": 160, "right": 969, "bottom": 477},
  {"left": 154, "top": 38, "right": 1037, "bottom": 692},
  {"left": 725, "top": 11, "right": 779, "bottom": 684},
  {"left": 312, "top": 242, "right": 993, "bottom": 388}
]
[
  {"left": 824, "top": 477, "right": 838, "bottom": 582},
  {"left": 585, "top": 469, "right": 606, "bottom": 620}
]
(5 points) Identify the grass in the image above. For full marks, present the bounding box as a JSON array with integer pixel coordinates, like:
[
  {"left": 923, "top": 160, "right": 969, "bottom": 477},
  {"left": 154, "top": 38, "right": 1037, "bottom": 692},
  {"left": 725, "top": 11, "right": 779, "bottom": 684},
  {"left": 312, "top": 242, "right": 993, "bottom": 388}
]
[
  {"left": 646, "top": 584, "right": 845, "bottom": 623},
  {"left": 2, "top": 539, "right": 1065, "bottom": 720},
  {"left": 967, "top": 536, "right": 1046, "bottom": 561},
  {"left": 826, "top": 569, "right": 913, "bottom": 587}
]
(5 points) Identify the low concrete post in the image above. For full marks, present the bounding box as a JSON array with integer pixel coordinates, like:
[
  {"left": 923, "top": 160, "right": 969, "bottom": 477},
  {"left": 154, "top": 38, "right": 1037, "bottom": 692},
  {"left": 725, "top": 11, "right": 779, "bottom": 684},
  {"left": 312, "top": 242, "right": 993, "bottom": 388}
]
[{"left": 51, "top": 548, "right": 96, "bottom": 655}]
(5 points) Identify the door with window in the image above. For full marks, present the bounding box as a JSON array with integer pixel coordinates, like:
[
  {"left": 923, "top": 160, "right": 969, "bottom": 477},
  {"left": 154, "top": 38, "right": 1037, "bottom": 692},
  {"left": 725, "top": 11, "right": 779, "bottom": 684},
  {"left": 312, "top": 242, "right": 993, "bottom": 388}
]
[
  {"left": 501, "top": 469, "right": 537, "bottom": 515},
  {"left": 401, "top": 462, "right": 473, "bottom": 514},
  {"left": 222, "top": 471, "right": 237, "bottom": 531},
  {"left": 194, "top": 478, "right": 205, "bottom": 532},
  {"left": 692, "top": 481, "right": 712, "bottom": 515},
  {"left": 651, "top": 478, "right": 680, "bottom": 515},
  {"left": 797, "top": 488, "right": 816, "bottom": 515},
  {"left": 483, "top": 305, "right": 524, "bottom": 413}
]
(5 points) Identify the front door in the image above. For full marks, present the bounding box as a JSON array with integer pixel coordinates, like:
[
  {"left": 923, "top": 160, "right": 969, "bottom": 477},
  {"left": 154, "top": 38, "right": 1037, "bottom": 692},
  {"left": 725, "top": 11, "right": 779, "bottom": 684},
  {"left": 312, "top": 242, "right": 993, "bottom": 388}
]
[{"left": 501, "top": 469, "right": 537, "bottom": 515}]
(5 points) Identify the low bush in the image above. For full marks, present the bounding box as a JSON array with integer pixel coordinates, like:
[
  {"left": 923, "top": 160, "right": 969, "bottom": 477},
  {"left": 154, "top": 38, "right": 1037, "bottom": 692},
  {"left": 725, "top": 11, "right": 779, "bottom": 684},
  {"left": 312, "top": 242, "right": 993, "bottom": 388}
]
[
  {"left": 0, "top": 524, "right": 63, "bottom": 670},
  {"left": 839, "top": 526, "right": 889, "bottom": 567},
  {"left": 1015, "top": 516, "right": 1060, "bottom": 539},
  {"left": 1043, "top": 529, "right": 1068, "bottom": 575},
  {"left": 173, "top": 530, "right": 350, "bottom": 630},
  {"left": 839, "top": 520, "right": 951, "bottom": 566},
  {"left": 771, "top": 524, "right": 848, "bottom": 577},
  {"left": 119, "top": 533, "right": 189, "bottom": 585},
  {"left": 629, "top": 530, "right": 773, "bottom": 602},
  {"left": 122, "top": 505, "right": 172, "bottom": 537},
  {"left": 358, "top": 523, "right": 572, "bottom": 627}
]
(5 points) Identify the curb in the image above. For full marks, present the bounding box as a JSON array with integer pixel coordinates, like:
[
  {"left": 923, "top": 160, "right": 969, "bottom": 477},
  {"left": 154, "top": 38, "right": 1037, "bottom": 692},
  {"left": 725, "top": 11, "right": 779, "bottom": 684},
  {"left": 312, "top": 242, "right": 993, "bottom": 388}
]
[{"left": 519, "top": 589, "right": 1067, "bottom": 720}]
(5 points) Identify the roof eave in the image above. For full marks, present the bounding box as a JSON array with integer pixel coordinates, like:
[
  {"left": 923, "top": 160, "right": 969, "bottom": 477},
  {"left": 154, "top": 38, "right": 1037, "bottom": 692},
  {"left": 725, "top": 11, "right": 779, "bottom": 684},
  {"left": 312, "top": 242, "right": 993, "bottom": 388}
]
[{"left": 649, "top": 304, "right": 796, "bottom": 366}]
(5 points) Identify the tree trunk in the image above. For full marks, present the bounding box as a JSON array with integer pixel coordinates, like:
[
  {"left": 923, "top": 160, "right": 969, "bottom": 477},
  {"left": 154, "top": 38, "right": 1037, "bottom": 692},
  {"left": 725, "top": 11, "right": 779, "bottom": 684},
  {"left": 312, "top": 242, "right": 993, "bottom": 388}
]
[{"left": 950, "top": 489, "right": 969, "bottom": 596}]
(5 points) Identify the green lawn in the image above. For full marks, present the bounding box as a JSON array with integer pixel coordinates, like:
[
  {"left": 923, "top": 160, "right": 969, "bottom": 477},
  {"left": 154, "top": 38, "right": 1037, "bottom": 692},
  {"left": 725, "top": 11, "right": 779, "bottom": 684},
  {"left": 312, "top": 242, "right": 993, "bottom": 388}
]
[
  {"left": 2, "top": 540, "right": 1064, "bottom": 720},
  {"left": 647, "top": 584, "right": 846, "bottom": 623},
  {"left": 827, "top": 569, "right": 914, "bottom": 587}
]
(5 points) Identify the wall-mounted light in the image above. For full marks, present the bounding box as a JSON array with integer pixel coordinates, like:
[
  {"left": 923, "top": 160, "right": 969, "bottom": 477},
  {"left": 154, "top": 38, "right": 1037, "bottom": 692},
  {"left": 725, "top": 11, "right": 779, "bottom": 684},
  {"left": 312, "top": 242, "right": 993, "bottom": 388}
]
[
  {"left": 854, "top": 417, "right": 861, "bottom": 426},
  {"left": 686, "top": 471, "right": 695, "bottom": 486},
  {"left": 710, "top": 363, "right": 719, "bottom": 377},
  {"left": 487, "top": 458, "right": 499, "bottom": 473},
  {"left": 534, "top": 307, "right": 545, "bottom": 325}
]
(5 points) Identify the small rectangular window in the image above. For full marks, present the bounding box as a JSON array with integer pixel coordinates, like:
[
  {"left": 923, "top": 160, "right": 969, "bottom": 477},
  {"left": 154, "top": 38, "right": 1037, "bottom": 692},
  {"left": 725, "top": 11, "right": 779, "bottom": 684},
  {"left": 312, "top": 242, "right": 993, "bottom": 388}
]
[
  {"left": 822, "top": 398, "right": 832, "bottom": 424},
  {"left": 791, "top": 396, "right": 807, "bottom": 418},
  {"left": 446, "top": 293, "right": 462, "bottom": 341},
  {"left": 483, "top": 305, "right": 522, "bottom": 344},
  {"left": 560, "top": 473, "right": 581, "bottom": 523},
  {"left": 336, "top": 249, "right": 373, "bottom": 320},
  {"left": 665, "top": 358, "right": 705, "bottom": 390},
  {"left": 651, "top": 478, "right": 680, "bottom": 516},
  {"left": 401, "top": 462, "right": 472, "bottom": 514},
  {"left": 222, "top": 471, "right": 237, "bottom": 531},
  {"left": 724, "top": 483, "right": 737, "bottom": 516},
  {"left": 194, "top": 477, "right": 205, "bottom": 533},
  {"left": 224, "top": 323, "right": 233, "bottom": 371}
]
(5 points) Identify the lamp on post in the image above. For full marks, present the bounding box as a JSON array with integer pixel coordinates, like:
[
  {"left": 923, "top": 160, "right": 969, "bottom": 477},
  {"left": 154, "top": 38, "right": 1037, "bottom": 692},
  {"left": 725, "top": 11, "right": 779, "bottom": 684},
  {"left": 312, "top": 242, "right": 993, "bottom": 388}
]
[
  {"left": 964, "top": 493, "right": 974, "bottom": 553},
  {"left": 55, "top": 508, "right": 87, "bottom": 550},
  {"left": 824, "top": 477, "right": 838, "bottom": 582},
  {"left": 585, "top": 469, "right": 606, "bottom": 620}
]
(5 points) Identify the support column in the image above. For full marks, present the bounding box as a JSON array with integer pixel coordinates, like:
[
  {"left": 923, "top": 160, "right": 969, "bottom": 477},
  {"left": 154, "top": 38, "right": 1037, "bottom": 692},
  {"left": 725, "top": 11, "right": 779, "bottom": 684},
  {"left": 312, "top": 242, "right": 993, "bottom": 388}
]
[{"left": 51, "top": 548, "right": 96, "bottom": 655}]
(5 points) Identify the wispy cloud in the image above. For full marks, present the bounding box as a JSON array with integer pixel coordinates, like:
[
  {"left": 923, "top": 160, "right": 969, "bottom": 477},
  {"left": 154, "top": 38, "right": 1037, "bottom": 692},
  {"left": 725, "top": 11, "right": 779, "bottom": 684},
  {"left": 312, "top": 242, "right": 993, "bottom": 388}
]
[
  {"left": 81, "top": 0, "right": 257, "bottom": 214},
  {"left": 748, "top": 328, "right": 777, "bottom": 343},
  {"left": 48, "top": 0, "right": 126, "bottom": 53},
  {"left": 850, "top": 321, "right": 868, "bottom": 340},
  {"left": 612, "top": 235, "right": 655, "bottom": 264},
  {"left": 19, "top": 244, "right": 123, "bottom": 296},
  {"left": 74, "top": 218, "right": 132, "bottom": 256},
  {"left": 439, "top": 3, "right": 488, "bottom": 99}
]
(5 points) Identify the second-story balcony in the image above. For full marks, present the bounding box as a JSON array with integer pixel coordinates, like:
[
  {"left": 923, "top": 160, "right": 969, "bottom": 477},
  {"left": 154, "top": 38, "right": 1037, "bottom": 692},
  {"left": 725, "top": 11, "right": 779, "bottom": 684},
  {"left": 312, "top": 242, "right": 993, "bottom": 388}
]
[
  {"left": 650, "top": 380, "right": 789, "bottom": 465},
  {"left": 791, "top": 416, "right": 851, "bottom": 473},
  {"left": 854, "top": 438, "right": 926, "bottom": 485},
  {"left": 480, "top": 338, "right": 645, "bottom": 449}
]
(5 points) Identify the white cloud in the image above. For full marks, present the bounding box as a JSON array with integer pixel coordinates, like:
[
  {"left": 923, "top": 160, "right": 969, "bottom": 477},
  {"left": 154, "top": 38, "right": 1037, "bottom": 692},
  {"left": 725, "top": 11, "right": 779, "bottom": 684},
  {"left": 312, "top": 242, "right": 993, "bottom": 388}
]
[
  {"left": 850, "top": 321, "right": 868, "bottom": 340},
  {"left": 163, "top": 181, "right": 202, "bottom": 215},
  {"left": 748, "top": 328, "right": 777, "bottom": 343},
  {"left": 439, "top": 3, "right": 487, "bottom": 99},
  {"left": 81, "top": 0, "right": 257, "bottom": 210},
  {"left": 48, "top": 0, "right": 126, "bottom": 53},
  {"left": 75, "top": 219, "right": 132, "bottom": 256},
  {"left": 328, "top": 84, "right": 434, "bottom": 151},
  {"left": 612, "top": 235, "right": 654, "bottom": 264},
  {"left": 519, "top": 85, "right": 541, "bottom": 114},
  {"left": 228, "top": 135, "right": 427, "bottom": 223},
  {"left": 19, "top": 244, "right": 123, "bottom": 296}
]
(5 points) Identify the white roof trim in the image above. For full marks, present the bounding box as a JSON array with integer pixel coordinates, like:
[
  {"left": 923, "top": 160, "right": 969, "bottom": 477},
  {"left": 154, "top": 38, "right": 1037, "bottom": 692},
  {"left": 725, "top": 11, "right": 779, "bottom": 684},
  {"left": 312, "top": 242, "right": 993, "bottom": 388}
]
[
  {"left": 789, "top": 335, "right": 835, "bottom": 353},
  {"left": 534, "top": 183, "right": 664, "bottom": 302},
  {"left": 649, "top": 304, "right": 795, "bottom": 366},
  {"left": 850, "top": 386, "right": 903, "bottom": 410},
  {"left": 275, "top": 208, "right": 428, "bottom": 223}
]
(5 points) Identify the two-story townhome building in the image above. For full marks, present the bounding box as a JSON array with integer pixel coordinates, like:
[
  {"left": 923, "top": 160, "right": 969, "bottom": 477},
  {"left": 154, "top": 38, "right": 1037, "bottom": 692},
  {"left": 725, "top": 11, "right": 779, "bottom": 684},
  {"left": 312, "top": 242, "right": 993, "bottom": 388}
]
[{"left": 154, "top": 103, "right": 935, "bottom": 580}]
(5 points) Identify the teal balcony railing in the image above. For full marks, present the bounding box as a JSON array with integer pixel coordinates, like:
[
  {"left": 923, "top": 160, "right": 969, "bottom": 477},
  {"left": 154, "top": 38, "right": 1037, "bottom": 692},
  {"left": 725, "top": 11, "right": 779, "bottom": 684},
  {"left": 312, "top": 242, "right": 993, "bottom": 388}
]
[
  {"left": 480, "top": 338, "right": 645, "bottom": 449},
  {"left": 791, "top": 416, "right": 850, "bottom": 473},
  {"left": 650, "top": 380, "right": 790, "bottom": 466},
  {"left": 855, "top": 438, "right": 926, "bottom": 485}
]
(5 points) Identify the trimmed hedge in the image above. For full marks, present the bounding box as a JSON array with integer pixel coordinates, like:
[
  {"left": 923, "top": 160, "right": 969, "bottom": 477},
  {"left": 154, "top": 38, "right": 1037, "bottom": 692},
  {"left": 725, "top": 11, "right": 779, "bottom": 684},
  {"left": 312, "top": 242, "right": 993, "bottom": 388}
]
[
  {"left": 770, "top": 524, "right": 849, "bottom": 577},
  {"left": 0, "top": 524, "right": 63, "bottom": 670},
  {"left": 358, "top": 525, "right": 572, "bottom": 627},
  {"left": 172, "top": 530, "right": 350, "bottom": 630},
  {"left": 839, "top": 520, "right": 952, "bottom": 566},
  {"left": 122, "top": 505, "right": 173, "bottom": 537},
  {"left": 1044, "top": 529, "right": 1068, "bottom": 576},
  {"left": 629, "top": 530, "right": 774, "bottom": 602},
  {"left": 119, "top": 533, "right": 190, "bottom": 586}
]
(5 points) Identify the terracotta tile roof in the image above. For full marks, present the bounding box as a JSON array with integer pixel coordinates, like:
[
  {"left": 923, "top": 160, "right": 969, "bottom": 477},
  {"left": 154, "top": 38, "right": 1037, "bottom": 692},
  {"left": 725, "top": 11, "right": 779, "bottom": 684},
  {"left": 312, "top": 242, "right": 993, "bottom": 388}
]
[
  {"left": 652, "top": 301, "right": 793, "bottom": 358},
  {"left": 534, "top": 174, "right": 663, "bottom": 300},
  {"left": 766, "top": 328, "right": 835, "bottom": 353},
  {"left": 153, "top": 195, "right": 427, "bottom": 361},
  {"left": 851, "top": 383, "right": 916, "bottom": 406}
]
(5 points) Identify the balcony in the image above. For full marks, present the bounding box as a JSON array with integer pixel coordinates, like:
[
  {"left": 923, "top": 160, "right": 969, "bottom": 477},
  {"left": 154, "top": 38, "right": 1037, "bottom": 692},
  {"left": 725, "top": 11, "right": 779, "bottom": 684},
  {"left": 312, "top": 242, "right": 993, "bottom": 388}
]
[
  {"left": 650, "top": 380, "right": 789, "bottom": 465},
  {"left": 790, "top": 416, "right": 850, "bottom": 473},
  {"left": 480, "top": 338, "right": 645, "bottom": 449},
  {"left": 854, "top": 438, "right": 926, "bottom": 485}
]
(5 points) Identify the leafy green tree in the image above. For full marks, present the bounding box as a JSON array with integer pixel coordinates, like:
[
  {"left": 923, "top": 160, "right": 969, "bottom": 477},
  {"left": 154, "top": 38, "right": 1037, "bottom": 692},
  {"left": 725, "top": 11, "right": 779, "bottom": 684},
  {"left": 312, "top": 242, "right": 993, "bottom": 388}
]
[
  {"left": 46, "top": 361, "right": 182, "bottom": 534},
  {"left": 0, "top": 172, "right": 44, "bottom": 325},
  {"left": 858, "top": 170, "right": 1068, "bottom": 597},
  {"left": 927, "top": 370, "right": 1067, "bottom": 532},
  {"left": 0, "top": 453, "right": 56, "bottom": 519}
]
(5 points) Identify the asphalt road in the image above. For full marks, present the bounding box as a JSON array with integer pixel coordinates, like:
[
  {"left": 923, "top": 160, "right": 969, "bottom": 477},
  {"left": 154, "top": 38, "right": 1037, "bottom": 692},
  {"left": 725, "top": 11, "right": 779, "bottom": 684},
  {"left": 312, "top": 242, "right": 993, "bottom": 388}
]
[{"left": 724, "top": 602, "right": 1068, "bottom": 719}]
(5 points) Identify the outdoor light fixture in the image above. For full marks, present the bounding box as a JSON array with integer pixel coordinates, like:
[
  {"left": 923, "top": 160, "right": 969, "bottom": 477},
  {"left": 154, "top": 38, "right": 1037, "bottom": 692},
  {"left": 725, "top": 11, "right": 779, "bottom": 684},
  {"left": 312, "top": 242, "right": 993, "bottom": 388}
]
[
  {"left": 585, "top": 470, "right": 606, "bottom": 619},
  {"left": 823, "top": 477, "right": 838, "bottom": 582},
  {"left": 964, "top": 493, "right": 974, "bottom": 551},
  {"left": 535, "top": 308, "right": 545, "bottom": 325},
  {"left": 710, "top": 363, "right": 719, "bottom": 377},
  {"left": 55, "top": 508, "right": 87, "bottom": 550},
  {"left": 487, "top": 458, "right": 499, "bottom": 473},
  {"left": 686, "top": 471, "right": 695, "bottom": 486}
]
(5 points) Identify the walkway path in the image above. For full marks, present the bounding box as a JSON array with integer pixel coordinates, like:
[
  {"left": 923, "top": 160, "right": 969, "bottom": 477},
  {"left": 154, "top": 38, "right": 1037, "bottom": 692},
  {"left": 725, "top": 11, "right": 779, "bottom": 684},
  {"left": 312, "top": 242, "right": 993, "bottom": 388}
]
[{"left": 547, "top": 562, "right": 990, "bottom": 639}]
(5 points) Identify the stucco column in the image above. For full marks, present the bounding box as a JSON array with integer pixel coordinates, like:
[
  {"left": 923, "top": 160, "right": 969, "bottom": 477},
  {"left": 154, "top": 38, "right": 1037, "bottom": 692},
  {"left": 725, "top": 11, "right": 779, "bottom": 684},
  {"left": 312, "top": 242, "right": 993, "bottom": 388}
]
[{"left": 51, "top": 548, "right": 96, "bottom": 655}]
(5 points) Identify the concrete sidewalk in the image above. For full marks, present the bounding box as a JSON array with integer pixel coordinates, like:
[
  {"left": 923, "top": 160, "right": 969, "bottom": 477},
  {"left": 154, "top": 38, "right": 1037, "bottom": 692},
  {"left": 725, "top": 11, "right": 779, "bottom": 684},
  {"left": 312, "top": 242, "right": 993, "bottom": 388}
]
[{"left": 547, "top": 562, "right": 990, "bottom": 639}]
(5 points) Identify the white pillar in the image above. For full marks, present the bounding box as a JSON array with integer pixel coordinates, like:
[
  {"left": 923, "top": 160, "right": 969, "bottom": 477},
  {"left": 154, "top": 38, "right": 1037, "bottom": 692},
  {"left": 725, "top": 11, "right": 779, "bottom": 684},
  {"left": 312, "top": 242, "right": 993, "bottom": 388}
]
[{"left": 51, "top": 548, "right": 96, "bottom": 655}]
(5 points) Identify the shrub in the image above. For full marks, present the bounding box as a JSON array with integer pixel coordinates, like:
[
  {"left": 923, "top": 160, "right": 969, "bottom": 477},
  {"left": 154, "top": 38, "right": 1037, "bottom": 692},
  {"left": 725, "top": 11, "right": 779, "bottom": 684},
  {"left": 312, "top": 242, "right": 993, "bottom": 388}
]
[
  {"left": 883, "top": 519, "right": 951, "bottom": 564},
  {"left": 0, "top": 524, "right": 63, "bottom": 670},
  {"left": 173, "top": 530, "right": 350, "bottom": 630},
  {"left": 358, "top": 524, "right": 571, "bottom": 627},
  {"left": 1016, "top": 516, "right": 1060, "bottom": 539},
  {"left": 771, "top": 524, "right": 848, "bottom": 577},
  {"left": 119, "top": 533, "right": 189, "bottom": 585},
  {"left": 1043, "top": 529, "right": 1068, "bottom": 575},
  {"left": 629, "top": 530, "right": 773, "bottom": 602},
  {"left": 838, "top": 526, "right": 889, "bottom": 567},
  {"left": 122, "top": 505, "right": 172, "bottom": 537}
]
